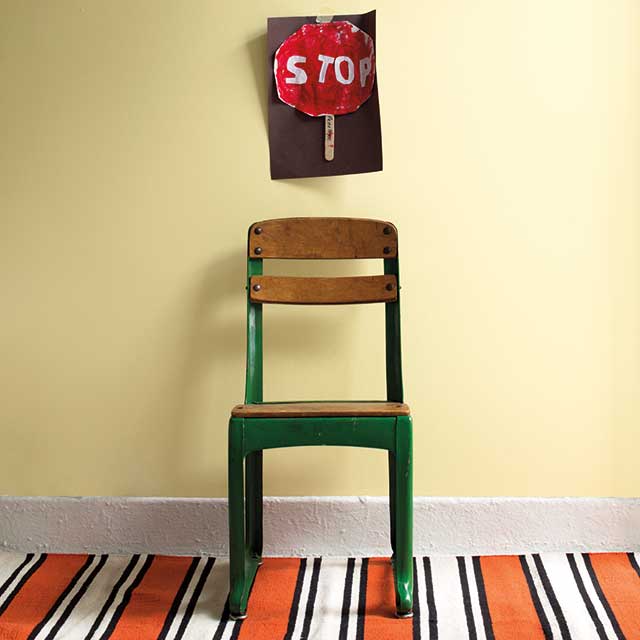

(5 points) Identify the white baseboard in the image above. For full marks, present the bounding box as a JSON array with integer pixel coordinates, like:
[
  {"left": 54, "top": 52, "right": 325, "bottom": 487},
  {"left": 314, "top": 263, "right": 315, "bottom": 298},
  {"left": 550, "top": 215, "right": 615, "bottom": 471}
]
[{"left": 1, "top": 496, "right": 638, "bottom": 557}]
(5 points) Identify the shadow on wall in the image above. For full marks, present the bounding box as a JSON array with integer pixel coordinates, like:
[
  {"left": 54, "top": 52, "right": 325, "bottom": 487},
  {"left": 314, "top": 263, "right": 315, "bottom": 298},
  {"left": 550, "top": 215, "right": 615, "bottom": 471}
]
[
  {"left": 166, "top": 249, "right": 246, "bottom": 496},
  {"left": 163, "top": 250, "right": 378, "bottom": 496},
  {"left": 246, "top": 31, "right": 268, "bottom": 134},
  {"left": 165, "top": 249, "right": 383, "bottom": 497}
]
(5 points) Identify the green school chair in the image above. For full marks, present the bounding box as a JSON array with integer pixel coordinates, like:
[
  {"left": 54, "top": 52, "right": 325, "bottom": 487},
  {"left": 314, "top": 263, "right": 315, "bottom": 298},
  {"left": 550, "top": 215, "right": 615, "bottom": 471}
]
[{"left": 228, "top": 217, "right": 413, "bottom": 619}]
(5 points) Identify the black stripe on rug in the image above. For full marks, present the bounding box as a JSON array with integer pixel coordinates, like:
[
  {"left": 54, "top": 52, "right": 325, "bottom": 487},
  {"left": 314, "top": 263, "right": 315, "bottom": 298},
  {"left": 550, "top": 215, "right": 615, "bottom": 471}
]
[
  {"left": 284, "top": 558, "right": 307, "bottom": 640},
  {"left": 175, "top": 557, "right": 215, "bottom": 640},
  {"left": 212, "top": 596, "right": 231, "bottom": 640},
  {"left": 157, "top": 556, "right": 200, "bottom": 640},
  {"left": 532, "top": 554, "right": 571, "bottom": 640},
  {"left": 519, "top": 555, "right": 553, "bottom": 640},
  {"left": 566, "top": 553, "right": 608, "bottom": 640},
  {"left": 457, "top": 556, "right": 477, "bottom": 640},
  {"left": 0, "top": 554, "right": 47, "bottom": 617},
  {"left": 355, "top": 558, "right": 369, "bottom": 640},
  {"left": 27, "top": 554, "right": 96, "bottom": 640},
  {"left": 84, "top": 554, "right": 141, "bottom": 640},
  {"left": 338, "top": 557, "right": 356, "bottom": 640},
  {"left": 582, "top": 553, "right": 625, "bottom": 640},
  {"left": 97, "top": 554, "right": 154, "bottom": 640},
  {"left": 424, "top": 557, "right": 438, "bottom": 640},
  {"left": 628, "top": 552, "right": 640, "bottom": 580},
  {"left": 300, "top": 557, "right": 322, "bottom": 640},
  {"left": 0, "top": 554, "right": 35, "bottom": 598},
  {"left": 45, "top": 555, "right": 108, "bottom": 640},
  {"left": 472, "top": 556, "right": 495, "bottom": 640}
]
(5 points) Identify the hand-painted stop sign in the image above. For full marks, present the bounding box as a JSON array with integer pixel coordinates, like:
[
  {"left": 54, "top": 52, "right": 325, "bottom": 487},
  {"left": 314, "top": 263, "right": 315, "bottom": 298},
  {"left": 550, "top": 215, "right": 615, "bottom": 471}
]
[{"left": 274, "top": 21, "right": 376, "bottom": 117}]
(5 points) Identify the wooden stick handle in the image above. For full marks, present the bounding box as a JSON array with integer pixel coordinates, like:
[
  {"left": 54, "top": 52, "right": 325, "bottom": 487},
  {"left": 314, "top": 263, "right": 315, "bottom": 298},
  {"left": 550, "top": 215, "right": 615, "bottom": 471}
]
[{"left": 324, "top": 114, "right": 335, "bottom": 161}]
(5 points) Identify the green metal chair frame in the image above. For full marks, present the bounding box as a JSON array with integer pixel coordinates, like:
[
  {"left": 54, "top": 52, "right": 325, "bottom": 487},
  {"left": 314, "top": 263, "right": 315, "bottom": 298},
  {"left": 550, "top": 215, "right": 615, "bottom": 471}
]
[{"left": 228, "top": 217, "right": 413, "bottom": 619}]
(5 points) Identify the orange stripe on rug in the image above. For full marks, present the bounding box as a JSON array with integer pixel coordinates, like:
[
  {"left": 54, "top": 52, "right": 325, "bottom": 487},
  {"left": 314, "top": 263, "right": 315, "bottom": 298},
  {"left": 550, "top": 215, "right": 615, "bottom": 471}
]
[
  {"left": 238, "top": 558, "right": 301, "bottom": 640},
  {"left": 0, "top": 554, "right": 88, "bottom": 640},
  {"left": 588, "top": 552, "right": 640, "bottom": 640},
  {"left": 363, "top": 557, "right": 412, "bottom": 640},
  {"left": 108, "top": 555, "right": 193, "bottom": 640},
  {"left": 479, "top": 556, "right": 545, "bottom": 640}
]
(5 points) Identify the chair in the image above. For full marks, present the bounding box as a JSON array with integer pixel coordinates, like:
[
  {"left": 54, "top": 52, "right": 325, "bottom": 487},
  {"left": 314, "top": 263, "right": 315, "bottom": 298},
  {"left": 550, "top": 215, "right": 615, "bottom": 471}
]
[{"left": 228, "top": 217, "right": 413, "bottom": 619}]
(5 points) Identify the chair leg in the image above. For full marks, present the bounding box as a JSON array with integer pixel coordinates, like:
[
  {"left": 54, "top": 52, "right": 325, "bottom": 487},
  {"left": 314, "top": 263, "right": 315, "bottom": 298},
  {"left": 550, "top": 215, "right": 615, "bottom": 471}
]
[
  {"left": 245, "top": 450, "right": 263, "bottom": 562},
  {"left": 393, "top": 415, "right": 413, "bottom": 618},
  {"left": 388, "top": 451, "right": 396, "bottom": 557},
  {"left": 228, "top": 418, "right": 249, "bottom": 619}
]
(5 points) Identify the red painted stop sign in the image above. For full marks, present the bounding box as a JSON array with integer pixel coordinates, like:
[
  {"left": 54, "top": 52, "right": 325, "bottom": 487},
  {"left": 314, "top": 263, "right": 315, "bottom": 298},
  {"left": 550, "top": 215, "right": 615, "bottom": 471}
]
[{"left": 274, "top": 21, "right": 376, "bottom": 117}]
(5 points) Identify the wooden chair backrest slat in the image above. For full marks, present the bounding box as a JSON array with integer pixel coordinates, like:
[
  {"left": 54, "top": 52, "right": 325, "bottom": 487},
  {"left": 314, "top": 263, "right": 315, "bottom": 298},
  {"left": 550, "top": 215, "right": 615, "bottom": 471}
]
[
  {"left": 249, "top": 275, "right": 397, "bottom": 305},
  {"left": 248, "top": 217, "right": 397, "bottom": 259},
  {"left": 244, "top": 217, "right": 404, "bottom": 404}
]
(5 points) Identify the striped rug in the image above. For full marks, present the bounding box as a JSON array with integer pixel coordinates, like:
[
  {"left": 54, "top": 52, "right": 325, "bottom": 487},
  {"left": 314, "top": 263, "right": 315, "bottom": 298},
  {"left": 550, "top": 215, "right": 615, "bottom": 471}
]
[{"left": 0, "top": 553, "right": 639, "bottom": 639}]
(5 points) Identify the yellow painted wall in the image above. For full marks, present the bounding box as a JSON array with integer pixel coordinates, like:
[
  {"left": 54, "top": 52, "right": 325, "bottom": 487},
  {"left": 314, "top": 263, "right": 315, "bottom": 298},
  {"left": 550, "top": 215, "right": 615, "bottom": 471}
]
[{"left": 1, "top": 1, "right": 639, "bottom": 498}]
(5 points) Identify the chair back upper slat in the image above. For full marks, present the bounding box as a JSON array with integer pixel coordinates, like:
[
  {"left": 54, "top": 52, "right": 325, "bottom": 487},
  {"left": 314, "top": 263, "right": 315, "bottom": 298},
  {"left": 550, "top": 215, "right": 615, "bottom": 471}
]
[
  {"left": 249, "top": 275, "right": 397, "bottom": 305},
  {"left": 248, "top": 217, "right": 397, "bottom": 259}
]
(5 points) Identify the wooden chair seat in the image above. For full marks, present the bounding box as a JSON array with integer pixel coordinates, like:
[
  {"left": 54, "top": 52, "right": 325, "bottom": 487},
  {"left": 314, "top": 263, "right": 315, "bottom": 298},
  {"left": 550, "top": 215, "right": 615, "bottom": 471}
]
[{"left": 232, "top": 401, "right": 410, "bottom": 418}]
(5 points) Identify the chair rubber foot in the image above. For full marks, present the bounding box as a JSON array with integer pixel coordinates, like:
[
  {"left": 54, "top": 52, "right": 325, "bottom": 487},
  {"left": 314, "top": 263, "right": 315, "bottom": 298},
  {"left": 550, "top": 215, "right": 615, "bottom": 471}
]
[
  {"left": 229, "top": 612, "right": 247, "bottom": 621},
  {"left": 396, "top": 610, "right": 413, "bottom": 619}
]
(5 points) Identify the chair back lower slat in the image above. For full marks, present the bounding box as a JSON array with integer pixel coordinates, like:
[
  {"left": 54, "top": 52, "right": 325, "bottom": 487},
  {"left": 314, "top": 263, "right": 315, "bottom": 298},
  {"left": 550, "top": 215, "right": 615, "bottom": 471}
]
[
  {"left": 249, "top": 217, "right": 397, "bottom": 259},
  {"left": 249, "top": 275, "right": 397, "bottom": 305}
]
